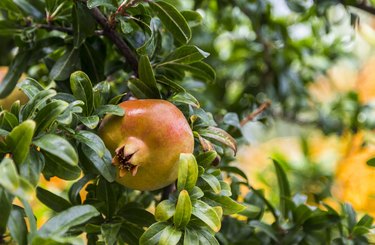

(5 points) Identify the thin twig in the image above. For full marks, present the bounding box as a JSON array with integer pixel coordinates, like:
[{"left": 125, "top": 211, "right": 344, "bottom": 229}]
[
  {"left": 88, "top": 6, "right": 139, "bottom": 75},
  {"left": 240, "top": 101, "right": 271, "bottom": 126}
]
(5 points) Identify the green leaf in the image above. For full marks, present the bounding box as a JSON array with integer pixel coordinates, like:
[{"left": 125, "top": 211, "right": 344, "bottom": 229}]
[
  {"left": 158, "top": 225, "right": 182, "bottom": 245},
  {"left": 357, "top": 214, "right": 373, "bottom": 228},
  {"left": 70, "top": 71, "right": 94, "bottom": 116},
  {"left": 139, "top": 222, "right": 168, "bottom": 245},
  {"left": 87, "top": 0, "right": 116, "bottom": 9},
  {"left": 162, "top": 61, "right": 216, "bottom": 82},
  {"left": 183, "top": 227, "right": 199, "bottom": 245},
  {"left": 128, "top": 77, "right": 160, "bottom": 99},
  {"left": 219, "top": 166, "right": 248, "bottom": 183},
  {"left": 74, "top": 130, "right": 106, "bottom": 158},
  {"left": 177, "top": 153, "right": 198, "bottom": 192},
  {"left": 38, "top": 205, "right": 100, "bottom": 237},
  {"left": 273, "top": 158, "right": 291, "bottom": 218},
  {"left": 34, "top": 134, "right": 78, "bottom": 167},
  {"left": 155, "top": 199, "right": 176, "bottom": 222},
  {"left": 0, "top": 158, "right": 34, "bottom": 200},
  {"left": 174, "top": 190, "right": 192, "bottom": 228},
  {"left": 0, "top": 111, "right": 18, "bottom": 131},
  {"left": 181, "top": 10, "right": 203, "bottom": 27},
  {"left": 101, "top": 223, "right": 122, "bottom": 245},
  {"left": 96, "top": 177, "right": 116, "bottom": 219},
  {"left": 0, "top": 51, "right": 29, "bottom": 99},
  {"left": 198, "top": 126, "right": 237, "bottom": 154},
  {"left": 200, "top": 173, "right": 221, "bottom": 194},
  {"left": 0, "top": 188, "right": 13, "bottom": 235},
  {"left": 36, "top": 187, "right": 72, "bottom": 212},
  {"left": 34, "top": 100, "right": 69, "bottom": 134},
  {"left": 343, "top": 202, "right": 357, "bottom": 232},
  {"left": 7, "top": 206, "right": 28, "bottom": 245},
  {"left": 0, "top": 20, "right": 23, "bottom": 36},
  {"left": 196, "top": 151, "right": 218, "bottom": 168},
  {"left": 5, "top": 120, "right": 35, "bottom": 164},
  {"left": 293, "top": 204, "right": 312, "bottom": 225},
  {"left": 118, "top": 206, "right": 155, "bottom": 227},
  {"left": 68, "top": 174, "right": 96, "bottom": 205},
  {"left": 21, "top": 89, "right": 57, "bottom": 120},
  {"left": 50, "top": 48, "right": 81, "bottom": 81},
  {"left": 192, "top": 200, "right": 221, "bottom": 232},
  {"left": 43, "top": 152, "right": 81, "bottom": 180},
  {"left": 156, "top": 76, "right": 186, "bottom": 92},
  {"left": 249, "top": 221, "right": 278, "bottom": 241},
  {"left": 169, "top": 92, "right": 200, "bottom": 108},
  {"left": 204, "top": 193, "right": 246, "bottom": 215},
  {"left": 190, "top": 186, "right": 204, "bottom": 200},
  {"left": 81, "top": 146, "right": 116, "bottom": 182},
  {"left": 72, "top": 2, "right": 96, "bottom": 47},
  {"left": 149, "top": 1, "right": 191, "bottom": 44},
  {"left": 79, "top": 115, "right": 100, "bottom": 129},
  {"left": 95, "top": 104, "right": 125, "bottom": 117},
  {"left": 158, "top": 46, "right": 209, "bottom": 66},
  {"left": 13, "top": 0, "right": 43, "bottom": 19},
  {"left": 138, "top": 55, "right": 160, "bottom": 97},
  {"left": 197, "top": 228, "right": 219, "bottom": 245},
  {"left": 366, "top": 157, "right": 375, "bottom": 167}
]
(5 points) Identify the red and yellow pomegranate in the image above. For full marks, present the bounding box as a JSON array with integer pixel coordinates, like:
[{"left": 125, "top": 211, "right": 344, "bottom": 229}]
[{"left": 98, "top": 99, "right": 194, "bottom": 191}]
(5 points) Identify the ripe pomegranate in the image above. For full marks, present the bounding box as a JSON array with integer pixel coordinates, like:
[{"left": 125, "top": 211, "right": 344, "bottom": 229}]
[{"left": 98, "top": 99, "right": 194, "bottom": 191}]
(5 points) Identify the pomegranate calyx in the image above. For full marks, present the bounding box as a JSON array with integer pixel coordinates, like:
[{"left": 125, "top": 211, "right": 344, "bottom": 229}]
[{"left": 113, "top": 145, "right": 139, "bottom": 177}]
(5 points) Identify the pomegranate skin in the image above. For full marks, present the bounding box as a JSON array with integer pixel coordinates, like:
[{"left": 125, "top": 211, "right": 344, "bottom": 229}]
[{"left": 98, "top": 99, "right": 194, "bottom": 191}]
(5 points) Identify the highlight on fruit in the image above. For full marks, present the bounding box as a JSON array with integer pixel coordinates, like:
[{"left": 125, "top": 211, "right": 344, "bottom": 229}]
[{"left": 99, "top": 99, "right": 194, "bottom": 191}]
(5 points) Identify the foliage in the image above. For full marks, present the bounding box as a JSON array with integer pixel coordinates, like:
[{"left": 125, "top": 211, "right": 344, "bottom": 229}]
[{"left": 0, "top": 0, "right": 374, "bottom": 244}]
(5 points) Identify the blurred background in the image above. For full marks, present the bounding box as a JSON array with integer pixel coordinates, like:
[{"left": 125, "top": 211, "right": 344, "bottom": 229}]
[{"left": 3, "top": 0, "right": 375, "bottom": 227}]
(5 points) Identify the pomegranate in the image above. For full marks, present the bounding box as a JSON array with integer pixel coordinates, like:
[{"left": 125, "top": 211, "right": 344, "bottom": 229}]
[{"left": 98, "top": 99, "right": 194, "bottom": 191}]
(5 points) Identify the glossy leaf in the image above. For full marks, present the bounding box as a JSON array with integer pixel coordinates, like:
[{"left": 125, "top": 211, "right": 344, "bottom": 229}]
[
  {"left": 192, "top": 200, "right": 221, "bottom": 232},
  {"left": 5, "top": 120, "right": 35, "bottom": 164},
  {"left": 36, "top": 187, "right": 72, "bottom": 212},
  {"left": 34, "top": 134, "right": 78, "bottom": 167},
  {"left": 149, "top": 1, "right": 191, "bottom": 44},
  {"left": 174, "top": 190, "right": 192, "bottom": 228},
  {"left": 70, "top": 71, "right": 94, "bottom": 116},
  {"left": 0, "top": 188, "right": 13, "bottom": 235},
  {"left": 0, "top": 158, "right": 34, "bottom": 200},
  {"left": 273, "top": 159, "right": 291, "bottom": 218},
  {"left": 7, "top": 206, "right": 27, "bottom": 245},
  {"left": 200, "top": 173, "right": 221, "bottom": 194},
  {"left": 198, "top": 126, "right": 237, "bottom": 154},
  {"left": 95, "top": 104, "right": 125, "bottom": 117},
  {"left": 139, "top": 222, "right": 168, "bottom": 245},
  {"left": 68, "top": 173, "right": 95, "bottom": 205},
  {"left": 177, "top": 153, "right": 198, "bottom": 192},
  {"left": 204, "top": 193, "right": 246, "bottom": 215},
  {"left": 138, "top": 55, "right": 160, "bottom": 97},
  {"left": 50, "top": 48, "right": 81, "bottom": 81},
  {"left": 158, "top": 225, "right": 182, "bottom": 245},
  {"left": 38, "top": 205, "right": 100, "bottom": 237},
  {"left": 169, "top": 92, "right": 200, "bottom": 108},
  {"left": 72, "top": 2, "right": 96, "bottom": 47},
  {"left": 183, "top": 227, "right": 199, "bottom": 245},
  {"left": 158, "top": 45, "right": 209, "bottom": 66},
  {"left": 155, "top": 199, "right": 175, "bottom": 222},
  {"left": 128, "top": 77, "right": 160, "bottom": 99},
  {"left": 33, "top": 100, "right": 69, "bottom": 134},
  {"left": 74, "top": 130, "right": 106, "bottom": 158},
  {"left": 101, "top": 223, "right": 122, "bottom": 245},
  {"left": 81, "top": 146, "right": 116, "bottom": 182}
]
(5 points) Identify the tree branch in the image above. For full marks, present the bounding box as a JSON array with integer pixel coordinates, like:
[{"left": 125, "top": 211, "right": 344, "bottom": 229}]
[
  {"left": 87, "top": 6, "right": 139, "bottom": 75},
  {"left": 349, "top": 2, "right": 375, "bottom": 15},
  {"left": 240, "top": 101, "right": 271, "bottom": 126}
]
